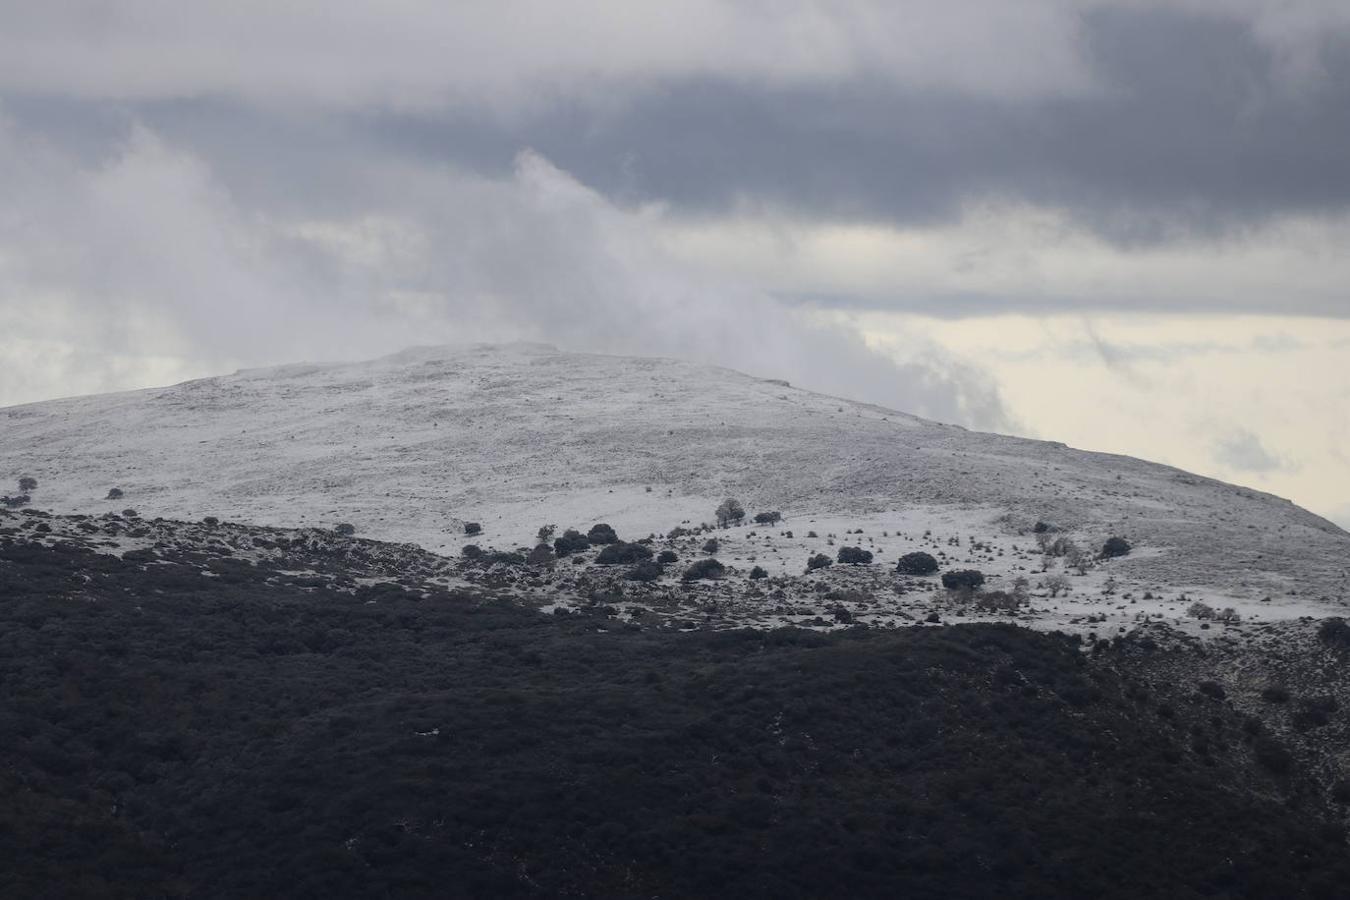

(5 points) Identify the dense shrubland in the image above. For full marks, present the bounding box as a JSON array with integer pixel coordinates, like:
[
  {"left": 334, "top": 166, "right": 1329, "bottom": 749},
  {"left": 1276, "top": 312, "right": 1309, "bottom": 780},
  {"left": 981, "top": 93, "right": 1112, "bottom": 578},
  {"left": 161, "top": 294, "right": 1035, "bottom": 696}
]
[{"left": 1, "top": 536, "right": 1349, "bottom": 898}]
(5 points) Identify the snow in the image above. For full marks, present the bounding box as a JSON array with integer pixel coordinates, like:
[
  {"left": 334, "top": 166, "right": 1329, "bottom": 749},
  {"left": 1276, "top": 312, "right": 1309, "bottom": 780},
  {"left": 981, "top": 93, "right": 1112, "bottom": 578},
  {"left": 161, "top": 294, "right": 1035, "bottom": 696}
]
[{"left": 2, "top": 342, "right": 1347, "bottom": 631}]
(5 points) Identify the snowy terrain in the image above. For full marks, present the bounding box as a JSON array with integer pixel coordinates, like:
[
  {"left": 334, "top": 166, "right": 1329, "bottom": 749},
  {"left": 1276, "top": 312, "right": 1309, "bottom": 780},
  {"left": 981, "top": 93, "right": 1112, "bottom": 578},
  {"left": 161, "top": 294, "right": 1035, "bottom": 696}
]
[{"left": 2, "top": 342, "right": 1347, "bottom": 635}]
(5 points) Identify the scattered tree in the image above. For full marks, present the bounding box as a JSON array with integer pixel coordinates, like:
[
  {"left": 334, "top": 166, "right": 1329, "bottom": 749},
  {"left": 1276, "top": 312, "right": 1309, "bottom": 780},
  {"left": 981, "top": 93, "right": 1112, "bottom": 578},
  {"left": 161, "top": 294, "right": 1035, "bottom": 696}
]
[
  {"left": 806, "top": 554, "right": 833, "bottom": 572},
  {"left": 625, "top": 560, "right": 664, "bottom": 582},
  {"left": 657, "top": 550, "right": 678, "bottom": 564},
  {"left": 753, "top": 511, "right": 782, "bottom": 525},
  {"left": 749, "top": 566, "right": 768, "bottom": 580},
  {"left": 942, "top": 570, "right": 985, "bottom": 591},
  {"left": 682, "top": 558, "right": 726, "bottom": 581},
  {"left": 18, "top": 476, "right": 37, "bottom": 492},
  {"left": 334, "top": 523, "right": 356, "bottom": 537},
  {"left": 553, "top": 529, "right": 590, "bottom": 557},
  {"left": 526, "top": 544, "right": 554, "bottom": 566},
  {"left": 896, "top": 552, "right": 939, "bottom": 576},
  {"left": 463, "top": 522, "right": 482, "bottom": 536},
  {"left": 1101, "top": 537, "right": 1132, "bottom": 559},
  {"left": 1043, "top": 574, "right": 1071, "bottom": 597},
  {"left": 106, "top": 487, "right": 125, "bottom": 500},
  {"left": 702, "top": 538, "right": 720, "bottom": 554},
  {"left": 462, "top": 544, "right": 483, "bottom": 560},
  {"left": 837, "top": 546, "right": 873, "bottom": 565},
  {"left": 537, "top": 524, "right": 557, "bottom": 544},
  {"left": 587, "top": 523, "right": 618, "bottom": 545},
  {"left": 596, "top": 542, "right": 653, "bottom": 565},
  {"left": 715, "top": 498, "right": 745, "bottom": 528},
  {"left": 1187, "top": 602, "right": 1216, "bottom": 620}
]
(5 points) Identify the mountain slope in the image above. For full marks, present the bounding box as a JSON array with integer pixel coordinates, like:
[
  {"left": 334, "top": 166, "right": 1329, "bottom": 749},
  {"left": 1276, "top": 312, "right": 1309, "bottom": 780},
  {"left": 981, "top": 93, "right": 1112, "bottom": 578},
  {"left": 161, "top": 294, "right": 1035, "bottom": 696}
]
[{"left": 1, "top": 343, "right": 1346, "bottom": 609}]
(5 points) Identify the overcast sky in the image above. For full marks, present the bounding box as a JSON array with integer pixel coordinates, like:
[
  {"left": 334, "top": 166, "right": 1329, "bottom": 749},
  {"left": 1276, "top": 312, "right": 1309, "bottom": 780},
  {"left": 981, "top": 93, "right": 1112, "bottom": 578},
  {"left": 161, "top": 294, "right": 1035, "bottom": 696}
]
[{"left": 1, "top": 1, "right": 1347, "bottom": 528}]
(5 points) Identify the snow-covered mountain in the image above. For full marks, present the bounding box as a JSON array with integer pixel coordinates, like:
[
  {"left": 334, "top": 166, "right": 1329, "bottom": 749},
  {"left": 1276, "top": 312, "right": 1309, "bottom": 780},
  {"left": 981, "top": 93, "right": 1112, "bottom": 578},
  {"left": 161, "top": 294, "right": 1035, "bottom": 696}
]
[{"left": 2, "top": 342, "right": 1346, "bottom": 613}]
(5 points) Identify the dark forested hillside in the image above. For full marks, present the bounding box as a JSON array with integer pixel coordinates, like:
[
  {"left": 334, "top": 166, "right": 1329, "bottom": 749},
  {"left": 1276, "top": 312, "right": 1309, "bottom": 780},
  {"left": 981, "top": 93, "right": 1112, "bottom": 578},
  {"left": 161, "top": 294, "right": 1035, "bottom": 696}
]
[{"left": 2, "top": 534, "right": 1347, "bottom": 899}]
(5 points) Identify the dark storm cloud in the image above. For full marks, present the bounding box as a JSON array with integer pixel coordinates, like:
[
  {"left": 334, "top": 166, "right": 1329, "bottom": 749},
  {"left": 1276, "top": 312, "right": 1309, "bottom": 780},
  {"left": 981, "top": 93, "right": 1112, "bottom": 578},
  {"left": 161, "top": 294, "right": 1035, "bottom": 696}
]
[{"left": 357, "top": 7, "right": 1350, "bottom": 245}]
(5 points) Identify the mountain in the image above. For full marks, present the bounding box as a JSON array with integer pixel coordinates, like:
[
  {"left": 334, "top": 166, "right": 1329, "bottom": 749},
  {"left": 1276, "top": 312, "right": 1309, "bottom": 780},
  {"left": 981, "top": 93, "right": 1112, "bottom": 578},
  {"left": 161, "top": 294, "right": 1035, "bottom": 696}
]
[
  {"left": 2, "top": 343, "right": 1346, "bottom": 628},
  {"left": 5, "top": 343, "right": 1350, "bottom": 898}
]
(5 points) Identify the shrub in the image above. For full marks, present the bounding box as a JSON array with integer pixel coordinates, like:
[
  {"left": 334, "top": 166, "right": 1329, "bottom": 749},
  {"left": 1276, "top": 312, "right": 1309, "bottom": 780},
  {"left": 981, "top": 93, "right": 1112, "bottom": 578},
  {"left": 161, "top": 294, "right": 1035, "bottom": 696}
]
[
  {"left": 1187, "top": 602, "right": 1216, "bottom": 620},
  {"left": 18, "top": 476, "right": 37, "bottom": 492},
  {"left": 702, "top": 538, "right": 720, "bottom": 554},
  {"left": 334, "top": 523, "right": 356, "bottom": 537},
  {"left": 625, "top": 560, "right": 665, "bottom": 582},
  {"left": 942, "top": 570, "right": 985, "bottom": 591},
  {"left": 203, "top": 516, "right": 220, "bottom": 527},
  {"left": 1293, "top": 696, "right": 1338, "bottom": 732},
  {"left": 1215, "top": 608, "right": 1241, "bottom": 625},
  {"left": 106, "top": 488, "right": 125, "bottom": 500},
  {"left": 749, "top": 566, "right": 768, "bottom": 580},
  {"left": 715, "top": 498, "right": 745, "bottom": 528},
  {"left": 1197, "top": 680, "right": 1226, "bottom": 700},
  {"left": 1033, "top": 521, "right": 1055, "bottom": 533},
  {"left": 462, "top": 544, "right": 483, "bottom": 560},
  {"left": 486, "top": 551, "right": 526, "bottom": 566},
  {"left": 596, "top": 542, "right": 654, "bottom": 565},
  {"left": 682, "top": 558, "right": 725, "bottom": 582},
  {"left": 806, "top": 554, "right": 832, "bottom": 572},
  {"left": 657, "top": 550, "right": 678, "bottom": 564},
  {"left": 122, "top": 509, "right": 139, "bottom": 519},
  {"left": 896, "top": 552, "right": 939, "bottom": 576},
  {"left": 464, "top": 522, "right": 482, "bottom": 536},
  {"left": 1253, "top": 736, "right": 1293, "bottom": 775},
  {"left": 553, "top": 530, "right": 590, "bottom": 557},
  {"left": 754, "top": 511, "right": 782, "bottom": 525},
  {"left": 1101, "top": 537, "right": 1132, "bottom": 558},
  {"left": 1261, "top": 685, "right": 1291, "bottom": 703},
  {"left": 1036, "top": 577, "right": 1069, "bottom": 599},
  {"left": 837, "top": 546, "right": 872, "bottom": 565},
  {"left": 974, "top": 591, "right": 1020, "bottom": 614},
  {"left": 587, "top": 523, "right": 618, "bottom": 545},
  {"left": 526, "top": 544, "right": 555, "bottom": 566},
  {"left": 537, "top": 524, "right": 557, "bottom": 544},
  {"left": 1318, "top": 618, "right": 1350, "bottom": 650},
  {"left": 2, "top": 495, "right": 30, "bottom": 509}
]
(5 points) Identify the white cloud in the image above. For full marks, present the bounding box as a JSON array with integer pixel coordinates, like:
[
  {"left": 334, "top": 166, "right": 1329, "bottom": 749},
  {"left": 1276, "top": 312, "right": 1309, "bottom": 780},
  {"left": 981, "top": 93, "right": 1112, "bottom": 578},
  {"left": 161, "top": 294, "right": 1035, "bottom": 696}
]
[
  {"left": 0, "top": 114, "right": 1010, "bottom": 428},
  {"left": 657, "top": 203, "right": 1350, "bottom": 317},
  {"left": 0, "top": 1, "right": 1099, "bottom": 111}
]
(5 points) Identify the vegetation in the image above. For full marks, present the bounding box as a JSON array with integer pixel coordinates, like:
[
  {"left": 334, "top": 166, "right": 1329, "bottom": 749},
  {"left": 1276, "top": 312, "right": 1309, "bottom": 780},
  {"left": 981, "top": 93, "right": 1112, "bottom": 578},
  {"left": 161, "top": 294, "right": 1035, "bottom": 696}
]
[
  {"left": 1, "top": 535, "right": 1347, "bottom": 898},
  {"left": 106, "top": 487, "right": 125, "bottom": 500},
  {"left": 657, "top": 550, "right": 679, "bottom": 564},
  {"left": 749, "top": 566, "right": 768, "bottom": 580},
  {"left": 941, "top": 570, "right": 985, "bottom": 591},
  {"left": 463, "top": 521, "right": 482, "bottom": 535},
  {"left": 18, "top": 476, "right": 37, "bottom": 492},
  {"left": 702, "top": 538, "right": 720, "bottom": 554},
  {"left": 334, "top": 523, "right": 356, "bottom": 536},
  {"left": 553, "top": 529, "right": 590, "bottom": 557},
  {"left": 587, "top": 523, "right": 619, "bottom": 545},
  {"left": 1101, "top": 536, "right": 1132, "bottom": 558},
  {"left": 681, "top": 558, "right": 726, "bottom": 582},
  {"left": 596, "top": 542, "right": 654, "bottom": 565},
  {"left": 806, "top": 553, "right": 832, "bottom": 572},
  {"left": 895, "top": 552, "right": 939, "bottom": 576},
  {"left": 625, "top": 560, "right": 665, "bottom": 582},
  {"left": 753, "top": 511, "right": 782, "bottom": 525},
  {"left": 715, "top": 498, "right": 745, "bottom": 528},
  {"left": 836, "top": 546, "right": 873, "bottom": 565}
]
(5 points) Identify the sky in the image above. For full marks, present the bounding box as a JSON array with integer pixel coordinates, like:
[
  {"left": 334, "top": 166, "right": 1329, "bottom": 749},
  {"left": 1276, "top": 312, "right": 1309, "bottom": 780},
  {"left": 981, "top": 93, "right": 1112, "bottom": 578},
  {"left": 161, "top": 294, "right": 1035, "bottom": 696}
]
[{"left": 0, "top": 1, "right": 1347, "bottom": 528}]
